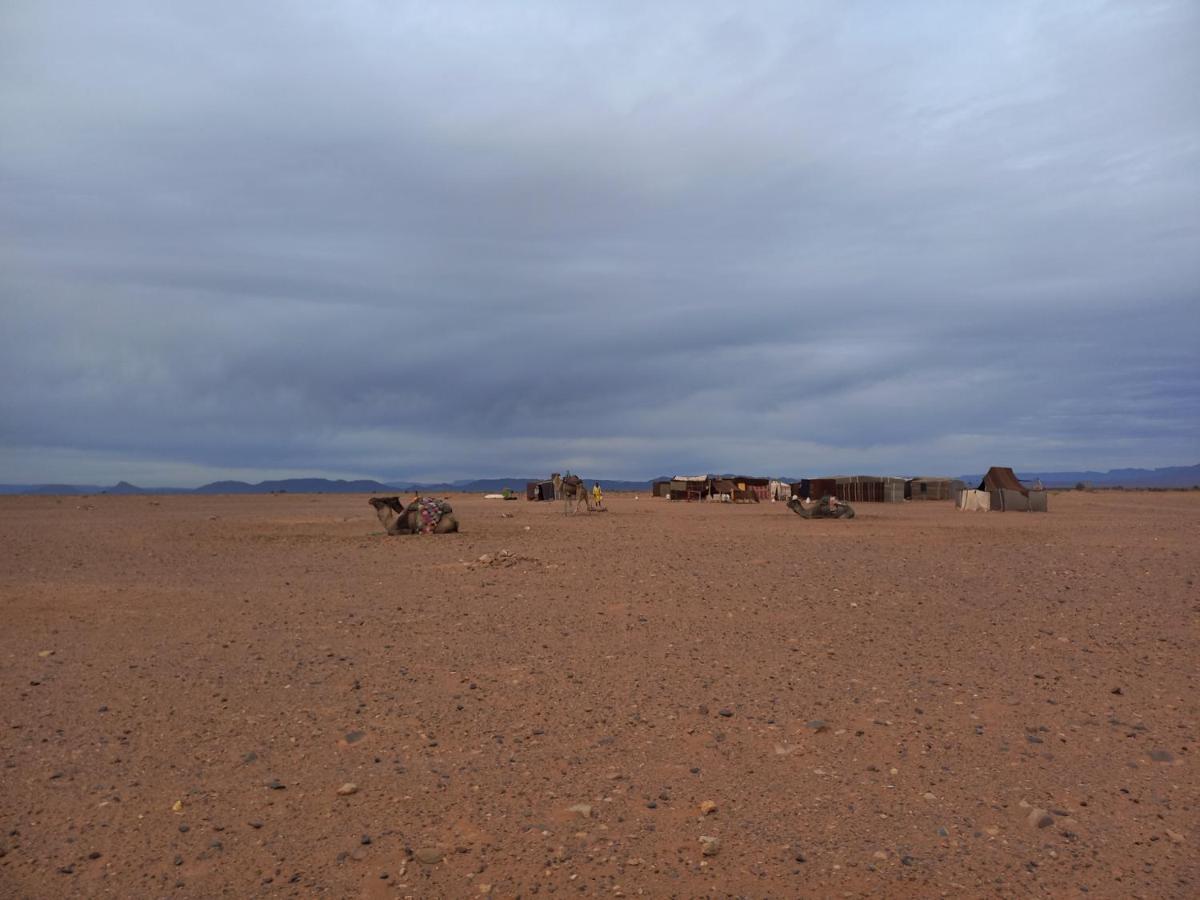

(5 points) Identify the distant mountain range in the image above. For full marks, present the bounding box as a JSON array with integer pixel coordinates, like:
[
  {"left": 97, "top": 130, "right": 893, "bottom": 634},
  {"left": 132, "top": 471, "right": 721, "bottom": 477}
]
[
  {"left": 191, "top": 478, "right": 397, "bottom": 494},
  {"left": 0, "top": 476, "right": 655, "bottom": 495},
  {"left": 0, "top": 464, "right": 1195, "bottom": 495}
]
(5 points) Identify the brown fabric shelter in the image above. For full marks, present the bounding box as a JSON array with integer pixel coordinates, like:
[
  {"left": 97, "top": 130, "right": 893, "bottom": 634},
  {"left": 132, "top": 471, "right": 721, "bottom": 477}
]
[
  {"left": 979, "top": 467, "right": 1028, "bottom": 496},
  {"left": 807, "top": 478, "right": 838, "bottom": 499},
  {"left": 526, "top": 480, "right": 556, "bottom": 501}
]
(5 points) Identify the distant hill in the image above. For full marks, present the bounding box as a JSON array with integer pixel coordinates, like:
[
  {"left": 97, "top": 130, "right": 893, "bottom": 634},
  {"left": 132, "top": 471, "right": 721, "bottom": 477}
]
[
  {"left": 105, "top": 480, "right": 162, "bottom": 494},
  {"left": 391, "top": 477, "right": 529, "bottom": 493},
  {"left": 0, "top": 483, "right": 104, "bottom": 495},
  {"left": 0, "top": 477, "right": 394, "bottom": 495},
  {"left": 959, "top": 464, "right": 1200, "bottom": 489},
  {"left": 395, "top": 477, "right": 655, "bottom": 493},
  {"left": 2, "top": 465, "right": 1194, "bottom": 495},
  {"left": 1084, "top": 464, "right": 1200, "bottom": 487},
  {"left": 583, "top": 479, "right": 652, "bottom": 492},
  {"left": 190, "top": 480, "right": 258, "bottom": 494},
  {"left": 193, "top": 478, "right": 395, "bottom": 494}
]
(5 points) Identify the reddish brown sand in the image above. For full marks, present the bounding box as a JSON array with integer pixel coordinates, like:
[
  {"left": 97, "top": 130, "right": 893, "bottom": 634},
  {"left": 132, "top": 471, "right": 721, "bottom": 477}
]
[{"left": 1, "top": 491, "right": 1196, "bottom": 898}]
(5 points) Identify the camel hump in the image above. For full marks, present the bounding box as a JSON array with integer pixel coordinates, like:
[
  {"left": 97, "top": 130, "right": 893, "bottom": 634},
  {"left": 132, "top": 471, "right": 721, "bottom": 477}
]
[{"left": 405, "top": 497, "right": 453, "bottom": 514}]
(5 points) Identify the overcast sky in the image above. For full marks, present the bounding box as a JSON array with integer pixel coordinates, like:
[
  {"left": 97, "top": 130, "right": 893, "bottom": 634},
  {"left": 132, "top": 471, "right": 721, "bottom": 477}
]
[{"left": 2, "top": 1, "right": 1197, "bottom": 485}]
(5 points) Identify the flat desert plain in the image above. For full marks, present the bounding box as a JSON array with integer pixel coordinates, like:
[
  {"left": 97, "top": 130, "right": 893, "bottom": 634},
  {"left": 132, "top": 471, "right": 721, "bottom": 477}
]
[{"left": 1, "top": 491, "right": 1196, "bottom": 899}]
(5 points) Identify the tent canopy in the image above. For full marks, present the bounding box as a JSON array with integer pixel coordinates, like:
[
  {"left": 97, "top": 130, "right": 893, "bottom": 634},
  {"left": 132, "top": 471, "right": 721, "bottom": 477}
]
[{"left": 979, "top": 467, "right": 1028, "bottom": 496}]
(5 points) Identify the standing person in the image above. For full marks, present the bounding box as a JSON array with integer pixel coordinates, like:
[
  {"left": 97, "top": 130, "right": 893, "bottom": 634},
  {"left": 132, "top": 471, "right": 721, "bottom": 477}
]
[{"left": 592, "top": 482, "right": 604, "bottom": 509}]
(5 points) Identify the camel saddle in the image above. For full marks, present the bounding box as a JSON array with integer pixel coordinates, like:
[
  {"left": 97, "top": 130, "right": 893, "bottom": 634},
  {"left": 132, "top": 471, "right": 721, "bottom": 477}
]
[{"left": 405, "top": 497, "right": 453, "bottom": 533}]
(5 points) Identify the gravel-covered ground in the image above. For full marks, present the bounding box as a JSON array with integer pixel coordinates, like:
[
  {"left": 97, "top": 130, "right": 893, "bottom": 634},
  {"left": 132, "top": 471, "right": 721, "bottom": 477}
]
[{"left": 1, "top": 490, "right": 1196, "bottom": 898}]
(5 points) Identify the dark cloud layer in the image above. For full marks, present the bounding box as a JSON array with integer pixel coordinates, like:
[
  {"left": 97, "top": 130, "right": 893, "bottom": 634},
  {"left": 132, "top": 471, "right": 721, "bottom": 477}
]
[{"left": 2, "top": 1, "right": 1197, "bottom": 484}]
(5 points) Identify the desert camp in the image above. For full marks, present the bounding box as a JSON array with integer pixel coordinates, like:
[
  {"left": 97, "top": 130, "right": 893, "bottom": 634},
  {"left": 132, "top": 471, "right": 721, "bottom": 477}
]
[{"left": 3, "top": 1, "right": 1194, "bottom": 897}]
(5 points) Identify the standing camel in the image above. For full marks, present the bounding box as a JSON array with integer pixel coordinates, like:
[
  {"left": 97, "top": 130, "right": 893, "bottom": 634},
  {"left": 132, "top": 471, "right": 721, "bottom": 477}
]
[{"left": 551, "top": 472, "right": 590, "bottom": 514}]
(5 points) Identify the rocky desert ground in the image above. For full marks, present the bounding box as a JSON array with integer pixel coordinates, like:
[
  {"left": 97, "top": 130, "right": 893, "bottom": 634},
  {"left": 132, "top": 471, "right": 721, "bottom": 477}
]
[{"left": 1, "top": 490, "right": 1196, "bottom": 898}]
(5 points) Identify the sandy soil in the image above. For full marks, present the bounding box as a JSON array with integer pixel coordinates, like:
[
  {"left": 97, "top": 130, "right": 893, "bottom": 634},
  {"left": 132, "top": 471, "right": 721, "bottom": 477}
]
[{"left": 1, "top": 490, "right": 1196, "bottom": 898}]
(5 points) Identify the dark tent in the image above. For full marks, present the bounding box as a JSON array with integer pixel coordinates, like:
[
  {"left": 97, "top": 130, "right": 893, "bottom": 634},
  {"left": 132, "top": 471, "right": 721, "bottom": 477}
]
[
  {"left": 526, "top": 480, "right": 556, "bottom": 501},
  {"left": 805, "top": 477, "right": 838, "bottom": 499},
  {"left": 979, "top": 467, "right": 1048, "bottom": 512},
  {"left": 979, "top": 467, "right": 1028, "bottom": 496},
  {"left": 790, "top": 479, "right": 813, "bottom": 500}
]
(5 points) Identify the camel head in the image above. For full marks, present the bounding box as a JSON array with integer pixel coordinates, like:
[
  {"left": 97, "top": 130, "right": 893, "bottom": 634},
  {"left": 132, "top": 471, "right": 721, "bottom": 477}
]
[
  {"left": 368, "top": 496, "right": 404, "bottom": 511},
  {"left": 368, "top": 496, "right": 405, "bottom": 528}
]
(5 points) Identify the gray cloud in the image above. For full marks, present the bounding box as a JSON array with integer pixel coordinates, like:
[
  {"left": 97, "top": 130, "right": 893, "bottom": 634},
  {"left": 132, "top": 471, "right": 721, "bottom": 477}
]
[{"left": 2, "top": 1, "right": 1197, "bottom": 484}]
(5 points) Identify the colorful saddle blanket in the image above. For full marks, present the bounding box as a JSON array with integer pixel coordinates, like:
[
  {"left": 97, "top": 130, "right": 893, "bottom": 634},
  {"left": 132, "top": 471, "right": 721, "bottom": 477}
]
[{"left": 405, "top": 497, "right": 452, "bottom": 533}]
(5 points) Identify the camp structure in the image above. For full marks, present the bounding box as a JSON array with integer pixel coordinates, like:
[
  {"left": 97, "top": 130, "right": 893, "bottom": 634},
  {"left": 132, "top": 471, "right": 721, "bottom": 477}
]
[
  {"left": 979, "top": 466, "right": 1026, "bottom": 495},
  {"left": 978, "top": 466, "right": 1048, "bottom": 512},
  {"left": 956, "top": 489, "right": 990, "bottom": 511},
  {"left": 906, "top": 477, "right": 964, "bottom": 501},
  {"left": 800, "top": 477, "right": 836, "bottom": 500},
  {"left": 710, "top": 478, "right": 737, "bottom": 502},
  {"left": 526, "top": 480, "right": 556, "bottom": 501},
  {"left": 651, "top": 479, "right": 672, "bottom": 498},
  {"left": 708, "top": 475, "right": 769, "bottom": 502},
  {"left": 768, "top": 479, "right": 791, "bottom": 501},
  {"left": 789, "top": 478, "right": 817, "bottom": 500},
  {"left": 731, "top": 476, "right": 770, "bottom": 502},
  {"left": 669, "top": 475, "right": 711, "bottom": 501},
  {"left": 792, "top": 476, "right": 908, "bottom": 503},
  {"left": 852, "top": 476, "right": 905, "bottom": 503},
  {"left": 800, "top": 475, "right": 905, "bottom": 503}
]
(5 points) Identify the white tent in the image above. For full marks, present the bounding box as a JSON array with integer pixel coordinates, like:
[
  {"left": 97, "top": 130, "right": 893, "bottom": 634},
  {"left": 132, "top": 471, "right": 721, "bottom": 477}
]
[{"left": 957, "top": 489, "right": 990, "bottom": 512}]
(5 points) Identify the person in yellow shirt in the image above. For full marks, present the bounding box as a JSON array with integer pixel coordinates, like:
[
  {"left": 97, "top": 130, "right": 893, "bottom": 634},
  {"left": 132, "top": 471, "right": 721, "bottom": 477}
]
[{"left": 592, "top": 482, "right": 604, "bottom": 509}]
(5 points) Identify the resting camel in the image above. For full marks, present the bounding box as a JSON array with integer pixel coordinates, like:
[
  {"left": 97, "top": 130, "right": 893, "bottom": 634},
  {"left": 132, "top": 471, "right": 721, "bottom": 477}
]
[
  {"left": 368, "top": 496, "right": 460, "bottom": 534},
  {"left": 787, "top": 495, "right": 856, "bottom": 519},
  {"left": 551, "top": 472, "right": 590, "bottom": 514}
]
